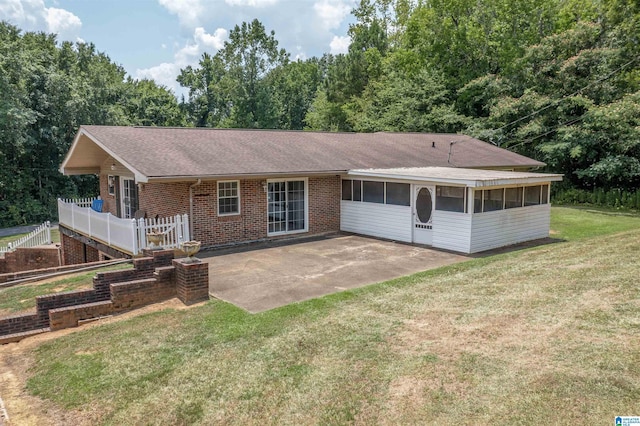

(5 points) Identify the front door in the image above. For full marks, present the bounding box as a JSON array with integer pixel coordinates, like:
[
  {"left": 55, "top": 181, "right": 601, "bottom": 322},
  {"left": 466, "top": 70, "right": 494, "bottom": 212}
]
[{"left": 413, "top": 185, "right": 434, "bottom": 245}]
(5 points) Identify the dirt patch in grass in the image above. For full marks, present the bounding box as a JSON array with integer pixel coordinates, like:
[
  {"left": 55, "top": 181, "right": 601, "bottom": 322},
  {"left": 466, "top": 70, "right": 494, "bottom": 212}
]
[
  {"left": 1, "top": 209, "right": 639, "bottom": 424},
  {"left": 0, "top": 298, "right": 203, "bottom": 425}
]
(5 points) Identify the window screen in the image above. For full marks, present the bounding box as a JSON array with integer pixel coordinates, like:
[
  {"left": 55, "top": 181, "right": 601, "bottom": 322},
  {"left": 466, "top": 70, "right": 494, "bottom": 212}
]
[
  {"left": 341, "top": 179, "right": 352, "bottom": 201},
  {"left": 363, "top": 181, "right": 384, "bottom": 203},
  {"left": 524, "top": 185, "right": 541, "bottom": 206},
  {"left": 353, "top": 180, "right": 362, "bottom": 201},
  {"left": 435, "top": 186, "right": 466, "bottom": 212},
  {"left": 483, "top": 189, "right": 504, "bottom": 212},
  {"left": 386, "top": 183, "right": 410, "bottom": 206},
  {"left": 474, "top": 190, "right": 483, "bottom": 213},
  {"left": 541, "top": 184, "right": 549, "bottom": 204},
  {"left": 505, "top": 187, "right": 523, "bottom": 209}
]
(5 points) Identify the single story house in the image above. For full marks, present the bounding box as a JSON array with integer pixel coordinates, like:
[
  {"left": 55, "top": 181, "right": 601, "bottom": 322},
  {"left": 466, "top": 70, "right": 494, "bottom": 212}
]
[{"left": 58, "top": 125, "right": 562, "bottom": 262}]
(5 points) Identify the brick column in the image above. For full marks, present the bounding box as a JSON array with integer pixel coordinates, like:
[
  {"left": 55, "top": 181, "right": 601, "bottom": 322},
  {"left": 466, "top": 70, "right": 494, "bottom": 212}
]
[{"left": 173, "top": 259, "right": 209, "bottom": 305}]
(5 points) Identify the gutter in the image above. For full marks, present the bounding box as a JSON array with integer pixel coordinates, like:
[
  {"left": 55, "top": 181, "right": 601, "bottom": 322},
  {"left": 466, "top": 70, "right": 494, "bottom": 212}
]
[{"left": 189, "top": 179, "right": 202, "bottom": 239}]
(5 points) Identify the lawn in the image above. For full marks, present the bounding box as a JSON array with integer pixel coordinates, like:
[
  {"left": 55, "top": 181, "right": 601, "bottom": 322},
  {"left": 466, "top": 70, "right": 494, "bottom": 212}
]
[
  {"left": 14, "top": 207, "right": 640, "bottom": 424},
  {"left": 0, "top": 228, "right": 60, "bottom": 247},
  {"left": 0, "top": 263, "right": 132, "bottom": 316}
]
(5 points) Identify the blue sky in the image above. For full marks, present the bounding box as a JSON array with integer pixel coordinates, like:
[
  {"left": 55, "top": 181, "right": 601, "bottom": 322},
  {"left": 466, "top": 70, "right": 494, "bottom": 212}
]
[{"left": 0, "top": 0, "right": 356, "bottom": 95}]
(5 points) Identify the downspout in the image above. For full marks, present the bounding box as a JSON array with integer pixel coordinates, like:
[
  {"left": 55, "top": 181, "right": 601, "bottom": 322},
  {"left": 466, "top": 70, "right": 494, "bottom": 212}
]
[{"left": 189, "top": 179, "right": 202, "bottom": 239}]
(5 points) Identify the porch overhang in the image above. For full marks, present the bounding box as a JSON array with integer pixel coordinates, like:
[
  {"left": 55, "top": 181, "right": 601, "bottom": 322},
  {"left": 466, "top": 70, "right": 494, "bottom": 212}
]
[
  {"left": 347, "top": 167, "right": 563, "bottom": 187},
  {"left": 59, "top": 128, "right": 148, "bottom": 182}
]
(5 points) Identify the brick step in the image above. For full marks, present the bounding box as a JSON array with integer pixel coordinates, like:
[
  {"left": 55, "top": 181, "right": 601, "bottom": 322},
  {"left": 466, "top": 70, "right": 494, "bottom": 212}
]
[
  {"left": 0, "top": 327, "right": 50, "bottom": 345},
  {"left": 49, "top": 300, "right": 114, "bottom": 331}
]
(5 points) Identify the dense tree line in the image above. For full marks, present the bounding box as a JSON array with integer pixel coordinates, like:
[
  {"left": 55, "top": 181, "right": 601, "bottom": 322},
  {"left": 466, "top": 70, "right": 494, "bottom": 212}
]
[
  {"left": 0, "top": 22, "right": 184, "bottom": 226},
  {"left": 179, "top": 0, "right": 640, "bottom": 192},
  {"left": 1, "top": 0, "right": 639, "bottom": 227}
]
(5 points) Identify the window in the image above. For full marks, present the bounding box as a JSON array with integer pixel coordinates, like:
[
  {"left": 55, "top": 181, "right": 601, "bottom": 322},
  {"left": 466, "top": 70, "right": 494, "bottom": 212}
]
[
  {"left": 218, "top": 181, "right": 240, "bottom": 215},
  {"left": 524, "top": 185, "right": 542, "bottom": 206},
  {"left": 386, "top": 183, "right": 410, "bottom": 206},
  {"left": 483, "top": 189, "right": 504, "bottom": 212},
  {"left": 505, "top": 187, "right": 523, "bottom": 209},
  {"left": 474, "top": 190, "right": 483, "bottom": 213},
  {"left": 268, "top": 179, "right": 306, "bottom": 234},
  {"left": 435, "top": 186, "right": 466, "bottom": 212},
  {"left": 363, "top": 181, "right": 384, "bottom": 203},
  {"left": 341, "top": 179, "right": 352, "bottom": 201},
  {"left": 541, "top": 184, "right": 549, "bottom": 204},
  {"left": 353, "top": 179, "right": 362, "bottom": 201},
  {"left": 107, "top": 175, "right": 116, "bottom": 196}
]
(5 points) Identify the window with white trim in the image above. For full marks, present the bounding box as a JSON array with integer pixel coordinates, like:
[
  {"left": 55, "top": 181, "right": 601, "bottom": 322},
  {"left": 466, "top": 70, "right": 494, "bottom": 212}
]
[{"left": 218, "top": 180, "right": 240, "bottom": 215}]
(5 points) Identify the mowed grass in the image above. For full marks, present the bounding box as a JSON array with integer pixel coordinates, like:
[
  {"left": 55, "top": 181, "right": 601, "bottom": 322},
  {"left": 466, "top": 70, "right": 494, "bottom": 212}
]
[
  {"left": 0, "top": 263, "right": 132, "bottom": 316},
  {"left": 23, "top": 207, "right": 640, "bottom": 425},
  {"left": 0, "top": 228, "right": 60, "bottom": 247}
]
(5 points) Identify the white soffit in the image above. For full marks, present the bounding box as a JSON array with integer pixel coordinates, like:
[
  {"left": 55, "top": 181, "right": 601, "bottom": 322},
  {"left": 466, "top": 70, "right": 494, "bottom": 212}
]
[{"left": 347, "top": 167, "right": 564, "bottom": 187}]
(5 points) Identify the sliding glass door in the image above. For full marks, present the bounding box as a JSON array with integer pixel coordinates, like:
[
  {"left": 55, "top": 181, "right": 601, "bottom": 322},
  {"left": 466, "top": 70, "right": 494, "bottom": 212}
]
[{"left": 267, "top": 179, "right": 307, "bottom": 235}]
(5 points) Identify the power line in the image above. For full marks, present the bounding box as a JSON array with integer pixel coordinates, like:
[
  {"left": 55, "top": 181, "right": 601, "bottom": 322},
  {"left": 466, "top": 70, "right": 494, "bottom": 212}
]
[
  {"left": 492, "top": 56, "right": 639, "bottom": 134},
  {"left": 506, "top": 116, "right": 585, "bottom": 151}
]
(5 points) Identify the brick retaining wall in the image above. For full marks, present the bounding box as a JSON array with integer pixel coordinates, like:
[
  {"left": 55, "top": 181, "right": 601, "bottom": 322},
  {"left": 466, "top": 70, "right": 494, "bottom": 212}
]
[
  {"left": 0, "top": 246, "right": 61, "bottom": 274},
  {"left": 0, "top": 249, "right": 209, "bottom": 344}
]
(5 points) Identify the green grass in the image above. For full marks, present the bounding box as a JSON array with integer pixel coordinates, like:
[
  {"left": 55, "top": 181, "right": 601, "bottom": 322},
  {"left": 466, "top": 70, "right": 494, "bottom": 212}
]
[
  {"left": 0, "top": 264, "right": 132, "bottom": 315},
  {"left": 0, "top": 228, "right": 60, "bottom": 247},
  {"left": 550, "top": 206, "right": 640, "bottom": 240},
  {"left": 20, "top": 207, "right": 640, "bottom": 424}
]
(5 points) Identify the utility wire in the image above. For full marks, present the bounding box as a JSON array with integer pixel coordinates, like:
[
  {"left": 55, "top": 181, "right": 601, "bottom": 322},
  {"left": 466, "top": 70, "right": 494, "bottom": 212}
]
[
  {"left": 492, "top": 56, "right": 639, "bottom": 134},
  {"left": 506, "top": 116, "right": 585, "bottom": 151}
]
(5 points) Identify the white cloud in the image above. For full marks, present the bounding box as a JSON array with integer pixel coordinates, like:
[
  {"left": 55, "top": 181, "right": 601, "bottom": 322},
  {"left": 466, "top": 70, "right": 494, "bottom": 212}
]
[
  {"left": 158, "top": 0, "right": 205, "bottom": 27},
  {"left": 329, "top": 35, "right": 350, "bottom": 54},
  {"left": 0, "top": 0, "right": 82, "bottom": 41},
  {"left": 313, "top": 0, "right": 353, "bottom": 31},
  {"left": 45, "top": 7, "right": 81, "bottom": 39},
  {"left": 193, "top": 27, "right": 227, "bottom": 50},
  {"left": 136, "top": 26, "right": 227, "bottom": 96},
  {"left": 136, "top": 62, "right": 182, "bottom": 90},
  {"left": 225, "top": 0, "right": 278, "bottom": 6}
]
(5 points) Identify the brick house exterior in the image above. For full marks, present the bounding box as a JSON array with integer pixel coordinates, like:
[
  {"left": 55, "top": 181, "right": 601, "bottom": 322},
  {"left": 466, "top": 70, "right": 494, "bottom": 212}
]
[
  {"left": 97, "top": 173, "right": 341, "bottom": 248},
  {"left": 58, "top": 126, "right": 558, "bottom": 261}
]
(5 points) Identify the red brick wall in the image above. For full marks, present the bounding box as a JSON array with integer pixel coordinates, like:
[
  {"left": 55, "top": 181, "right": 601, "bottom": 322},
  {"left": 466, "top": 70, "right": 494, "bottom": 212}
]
[
  {"left": 190, "top": 176, "right": 341, "bottom": 247},
  {"left": 309, "top": 176, "right": 341, "bottom": 234},
  {"left": 97, "top": 175, "right": 341, "bottom": 247},
  {"left": 1, "top": 249, "right": 209, "bottom": 342},
  {"left": 139, "top": 182, "right": 190, "bottom": 219},
  {"left": 61, "top": 232, "right": 85, "bottom": 265},
  {"left": 0, "top": 247, "right": 61, "bottom": 274},
  {"left": 99, "top": 173, "right": 117, "bottom": 216}
]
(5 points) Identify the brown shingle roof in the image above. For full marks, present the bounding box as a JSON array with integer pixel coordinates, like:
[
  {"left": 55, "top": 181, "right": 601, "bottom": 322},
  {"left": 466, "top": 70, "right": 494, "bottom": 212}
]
[{"left": 71, "top": 126, "right": 544, "bottom": 180}]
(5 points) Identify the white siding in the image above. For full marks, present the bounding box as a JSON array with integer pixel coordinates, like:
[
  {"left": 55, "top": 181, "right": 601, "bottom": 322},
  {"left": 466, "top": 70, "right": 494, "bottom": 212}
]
[
  {"left": 470, "top": 204, "right": 550, "bottom": 253},
  {"left": 340, "top": 201, "right": 412, "bottom": 242},
  {"left": 432, "top": 211, "right": 472, "bottom": 253}
]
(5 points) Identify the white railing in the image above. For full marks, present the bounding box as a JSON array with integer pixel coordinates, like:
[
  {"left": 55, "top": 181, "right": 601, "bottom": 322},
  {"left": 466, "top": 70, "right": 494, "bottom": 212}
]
[
  {"left": 60, "top": 197, "right": 96, "bottom": 208},
  {"left": 136, "top": 214, "right": 190, "bottom": 253},
  {"left": 57, "top": 199, "right": 190, "bottom": 256},
  {"left": 0, "top": 221, "right": 52, "bottom": 254}
]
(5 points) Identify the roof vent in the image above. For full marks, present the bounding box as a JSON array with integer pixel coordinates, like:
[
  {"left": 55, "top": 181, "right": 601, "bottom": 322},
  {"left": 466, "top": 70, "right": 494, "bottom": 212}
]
[{"left": 432, "top": 141, "right": 435, "bottom": 148}]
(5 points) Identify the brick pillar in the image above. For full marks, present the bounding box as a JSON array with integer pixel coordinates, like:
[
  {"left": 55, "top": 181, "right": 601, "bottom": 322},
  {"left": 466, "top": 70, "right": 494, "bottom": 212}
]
[
  {"left": 60, "top": 232, "right": 85, "bottom": 265},
  {"left": 173, "top": 259, "right": 209, "bottom": 305}
]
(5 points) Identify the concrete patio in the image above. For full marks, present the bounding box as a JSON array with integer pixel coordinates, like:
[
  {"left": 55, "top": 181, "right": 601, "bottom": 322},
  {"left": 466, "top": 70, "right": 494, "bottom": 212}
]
[{"left": 201, "top": 234, "right": 469, "bottom": 313}]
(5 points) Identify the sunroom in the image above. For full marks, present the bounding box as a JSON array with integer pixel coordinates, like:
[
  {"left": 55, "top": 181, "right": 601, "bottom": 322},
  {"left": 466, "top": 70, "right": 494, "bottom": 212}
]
[{"left": 340, "top": 167, "right": 563, "bottom": 254}]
